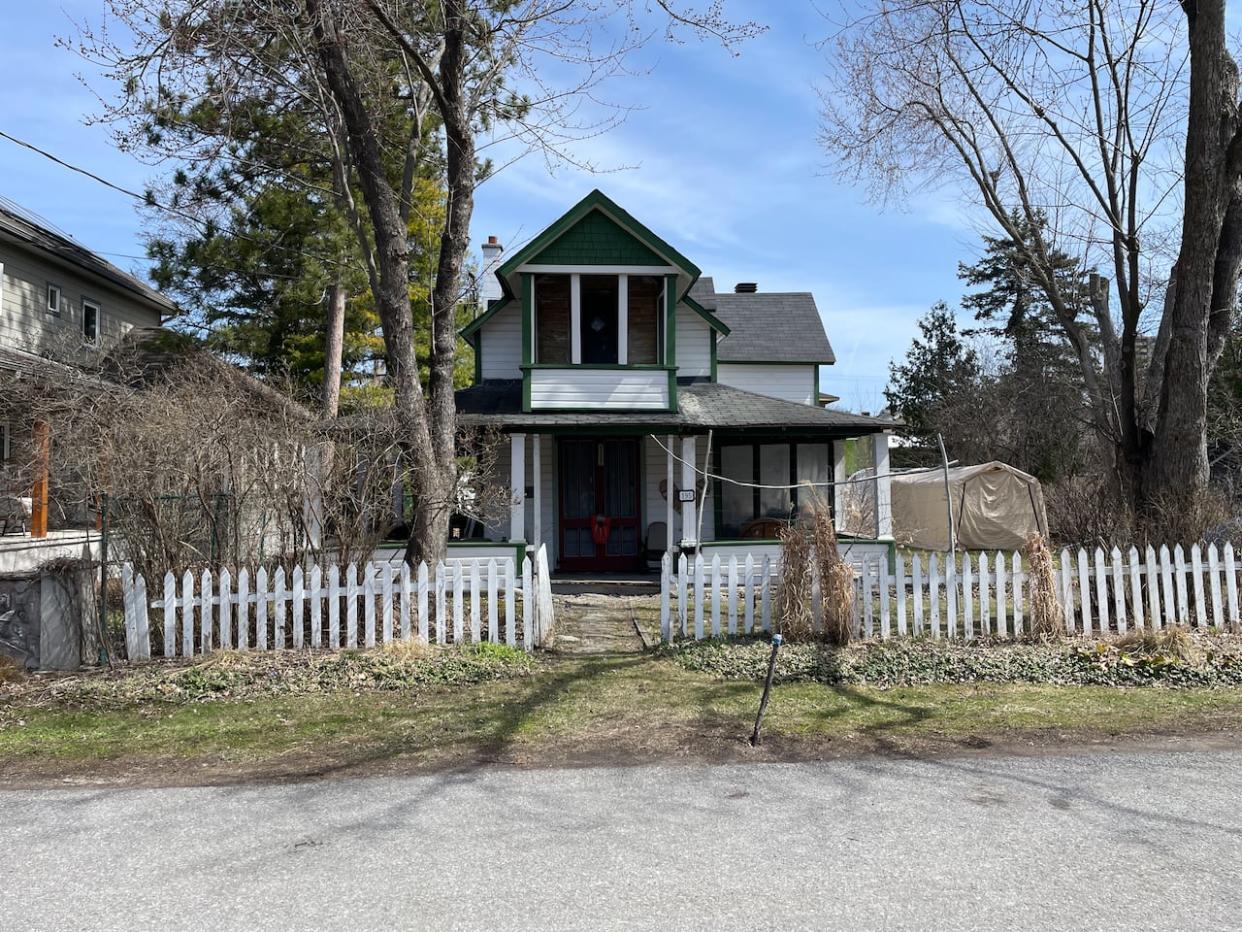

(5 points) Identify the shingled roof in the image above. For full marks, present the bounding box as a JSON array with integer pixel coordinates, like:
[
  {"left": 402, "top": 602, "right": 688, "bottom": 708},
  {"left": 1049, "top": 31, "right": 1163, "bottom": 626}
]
[
  {"left": 456, "top": 380, "right": 890, "bottom": 434},
  {"left": 688, "top": 278, "right": 834, "bottom": 364},
  {"left": 0, "top": 198, "right": 177, "bottom": 318}
]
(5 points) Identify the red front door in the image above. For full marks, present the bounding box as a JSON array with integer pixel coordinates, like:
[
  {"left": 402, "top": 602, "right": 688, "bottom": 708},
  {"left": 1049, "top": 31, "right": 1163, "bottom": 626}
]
[{"left": 558, "top": 438, "right": 642, "bottom": 572}]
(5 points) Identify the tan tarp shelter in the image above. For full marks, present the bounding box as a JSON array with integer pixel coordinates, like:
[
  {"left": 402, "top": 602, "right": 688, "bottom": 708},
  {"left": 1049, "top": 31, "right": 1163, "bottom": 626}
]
[{"left": 841, "top": 462, "right": 1048, "bottom": 551}]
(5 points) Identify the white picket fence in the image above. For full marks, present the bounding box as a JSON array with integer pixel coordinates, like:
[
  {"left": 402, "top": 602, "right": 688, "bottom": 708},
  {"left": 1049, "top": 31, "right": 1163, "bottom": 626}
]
[
  {"left": 659, "top": 541, "right": 1242, "bottom": 641},
  {"left": 121, "top": 546, "right": 555, "bottom": 661}
]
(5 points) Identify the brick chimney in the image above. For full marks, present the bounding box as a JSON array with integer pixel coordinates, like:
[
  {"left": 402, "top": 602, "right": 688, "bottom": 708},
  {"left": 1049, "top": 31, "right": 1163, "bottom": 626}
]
[
  {"left": 479, "top": 235, "right": 504, "bottom": 307},
  {"left": 734, "top": 282, "right": 757, "bottom": 293}
]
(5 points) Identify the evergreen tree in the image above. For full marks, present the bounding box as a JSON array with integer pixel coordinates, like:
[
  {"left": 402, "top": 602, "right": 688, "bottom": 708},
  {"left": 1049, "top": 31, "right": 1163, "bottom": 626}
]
[{"left": 885, "top": 302, "right": 982, "bottom": 443}]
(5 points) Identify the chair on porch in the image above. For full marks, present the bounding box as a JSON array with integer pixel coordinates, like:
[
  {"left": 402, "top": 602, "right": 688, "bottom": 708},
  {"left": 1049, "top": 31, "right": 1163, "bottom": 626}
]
[
  {"left": 644, "top": 521, "right": 667, "bottom": 571},
  {"left": 0, "top": 495, "right": 32, "bottom": 536}
]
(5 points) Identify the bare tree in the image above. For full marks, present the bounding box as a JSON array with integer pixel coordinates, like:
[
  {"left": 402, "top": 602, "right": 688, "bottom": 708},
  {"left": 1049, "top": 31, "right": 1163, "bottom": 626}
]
[
  {"left": 74, "top": 0, "right": 761, "bottom": 564},
  {"left": 821, "top": 0, "right": 1242, "bottom": 533}
]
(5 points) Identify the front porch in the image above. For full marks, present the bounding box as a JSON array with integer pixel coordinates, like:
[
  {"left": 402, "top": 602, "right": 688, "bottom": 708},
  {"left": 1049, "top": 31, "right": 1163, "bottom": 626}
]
[{"left": 471, "top": 427, "right": 894, "bottom": 577}]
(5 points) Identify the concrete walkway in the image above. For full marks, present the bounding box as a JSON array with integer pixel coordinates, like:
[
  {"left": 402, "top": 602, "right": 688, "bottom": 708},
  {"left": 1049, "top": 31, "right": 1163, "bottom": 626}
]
[
  {"left": 4, "top": 747, "right": 1241, "bottom": 930},
  {"left": 549, "top": 594, "right": 647, "bottom": 654}
]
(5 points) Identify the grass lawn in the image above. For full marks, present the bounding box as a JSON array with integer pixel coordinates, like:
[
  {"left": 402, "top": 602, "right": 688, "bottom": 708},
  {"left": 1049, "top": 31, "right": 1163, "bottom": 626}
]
[{"left": 4, "top": 647, "right": 1242, "bottom": 786}]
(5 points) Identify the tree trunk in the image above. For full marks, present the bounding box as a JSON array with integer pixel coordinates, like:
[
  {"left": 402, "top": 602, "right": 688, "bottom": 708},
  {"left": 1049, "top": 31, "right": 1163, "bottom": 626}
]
[
  {"left": 307, "top": 0, "right": 447, "bottom": 565},
  {"left": 1145, "top": 1, "right": 1241, "bottom": 521},
  {"left": 321, "top": 281, "right": 345, "bottom": 418}
]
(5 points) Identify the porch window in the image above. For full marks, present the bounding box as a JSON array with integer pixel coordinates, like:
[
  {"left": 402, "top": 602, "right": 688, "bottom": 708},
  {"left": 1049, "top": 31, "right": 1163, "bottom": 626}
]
[
  {"left": 626, "top": 275, "right": 663, "bottom": 364},
  {"left": 580, "top": 274, "right": 619, "bottom": 363},
  {"left": 717, "top": 440, "right": 832, "bottom": 538},
  {"left": 534, "top": 274, "right": 571, "bottom": 363}
]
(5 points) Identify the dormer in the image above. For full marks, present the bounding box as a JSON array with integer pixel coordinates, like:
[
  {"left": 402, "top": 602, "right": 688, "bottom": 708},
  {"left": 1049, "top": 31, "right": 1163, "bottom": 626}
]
[{"left": 462, "top": 190, "right": 728, "bottom": 413}]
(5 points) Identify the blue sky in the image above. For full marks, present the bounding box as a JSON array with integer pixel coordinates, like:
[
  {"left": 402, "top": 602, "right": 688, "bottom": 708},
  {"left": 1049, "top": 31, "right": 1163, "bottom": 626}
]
[{"left": 0, "top": 2, "right": 981, "bottom": 411}]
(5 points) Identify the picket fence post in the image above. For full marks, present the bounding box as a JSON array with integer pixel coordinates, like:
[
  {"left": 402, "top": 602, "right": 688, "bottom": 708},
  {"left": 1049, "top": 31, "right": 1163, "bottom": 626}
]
[
  {"left": 710, "top": 554, "right": 722, "bottom": 639},
  {"left": 912, "top": 554, "right": 924, "bottom": 635},
  {"left": 345, "top": 563, "right": 359, "bottom": 648},
  {"left": 1110, "top": 547, "right": 1126, "bottom": 635},
  {"left": 292, "top": 566, "right": 305, "bottom": 650},
  {"left": 1093, "top": 548, "right": 1109, "bottom": 635},
  {"left": 309, "top": 565, "right": 322, "bottom": 648},
  {"left": 979, "top": 552, "right": 991, "bottom": 636},
  {"left": 660, "top": 553, "right": 672, "bottom": 642},
  {"left": 273, "top": 567, "right": 286, "bottom": 650},
  {"left": 237, "top": 568, "right": 250, "bottom": 650},
  {"left": 894, "top": 552, "right": 907, "bottom": 636},
  {"left": 760, "top": 555, "right": 771, "bottom": 633},
  {"left": 961, "top": 556, "right": 973, "bottom": 640},
  {"left": 200, "top": 569, "right": 214, "bottom": 655},
  {"left": 327, "top": 565, "right": 340, "bottom": 648},
  {"left": 743, "top": 554, "right": 755, "bottom": 635},
  {"left": 363, "top": 563, "right": 377, "bottom": 648},
  {"left": 382, "top": 564, "right": 394, "bottom": 645},
  {"left": 255, "top": 568, "right": 269, "bottom": 650},
  {"left": 418, "top": 561, "right": 430, "bottom": 644},
  {"left": 1225, "top": 543, "right": 1240, "bottom": 631},
  {"left": 693, "top": 555, "right": 705, "bottom": 641}
]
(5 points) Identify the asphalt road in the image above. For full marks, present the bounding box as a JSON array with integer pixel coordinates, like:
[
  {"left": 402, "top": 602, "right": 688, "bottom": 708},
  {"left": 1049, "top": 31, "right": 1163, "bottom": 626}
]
[{"left": 3, "top": 746, "right": 1241, "bottom": 931}]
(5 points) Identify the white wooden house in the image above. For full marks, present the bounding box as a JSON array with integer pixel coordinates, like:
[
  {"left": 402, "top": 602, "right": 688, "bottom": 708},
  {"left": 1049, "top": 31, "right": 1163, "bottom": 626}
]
[{"left": 455, "top": 190, "right": 895, "bottom": 574}]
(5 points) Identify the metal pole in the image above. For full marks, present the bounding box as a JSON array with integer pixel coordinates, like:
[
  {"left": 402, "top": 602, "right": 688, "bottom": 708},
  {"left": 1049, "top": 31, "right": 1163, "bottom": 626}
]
[
  {"left": 750, "top": 634, "right": 782, "bottom": 746},
  {"left": 937, "top": 433, "right": 957, "bottom": 554}
]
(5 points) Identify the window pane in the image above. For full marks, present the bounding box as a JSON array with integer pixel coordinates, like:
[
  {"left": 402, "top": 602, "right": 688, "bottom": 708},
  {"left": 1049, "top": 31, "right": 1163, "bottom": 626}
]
[
  {"left": 581, "top": 275, "right": 619, "bottom": 364},
  {"left": 795, "top": 443, "right": 830, "bottom": 519},
  {"left": 83, "top": 302, "right": 99, "bottom": 342},
  {"left": 720, "top": 445, "right": 754, "bottom": 537},
  {"left": 627, "top": 275, "right": 661, "bottom": 364},
  {"left": 535, "top": 274, "right": 570, "bottom": 364},
  {"left": 759, "top": 444, "right": 792, "bottom": 520}
]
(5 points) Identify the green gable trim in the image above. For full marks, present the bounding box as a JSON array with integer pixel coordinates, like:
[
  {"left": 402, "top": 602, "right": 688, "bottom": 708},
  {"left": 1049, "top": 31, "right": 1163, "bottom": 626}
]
[
  {"left": 460, "top": 295, "right": 513, "bottom": 341},
  {"left": 665, "top": 274, "right": 678, "bottom": 411},
  {"left": 681, "top": 294, "right": 730, "bottom": 335},
  {"left": 710, "top": 330, "right": 718, "bottom": 381},
  {"left": 530, "top": 210, "right": 666, "bottom": 267},
  {"left": 496, "top": 190, "right": 700, "bottom": 286},
  {"left": 473, "top": 330, "right": 483, "bottom": 384}
]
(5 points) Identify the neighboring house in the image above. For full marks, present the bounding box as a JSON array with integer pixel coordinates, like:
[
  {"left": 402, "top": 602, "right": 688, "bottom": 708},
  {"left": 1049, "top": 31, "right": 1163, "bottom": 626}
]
[
  {"left": 0, "top": 197, "right": 175, "bottom": 566},
  {"left": 455, "top": 190, "right": 894, "bottom": 573}
]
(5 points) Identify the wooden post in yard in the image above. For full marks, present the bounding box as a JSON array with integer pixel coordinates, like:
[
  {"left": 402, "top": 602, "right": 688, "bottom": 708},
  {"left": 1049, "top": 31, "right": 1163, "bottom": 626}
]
[{"left": 30, "top": 419, "right": 50, "bottom": 539}]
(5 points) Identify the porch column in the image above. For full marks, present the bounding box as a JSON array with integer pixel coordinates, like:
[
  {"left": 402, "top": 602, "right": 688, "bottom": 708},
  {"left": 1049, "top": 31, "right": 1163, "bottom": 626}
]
[
  {"left": 510, "top": 432, "right": 526, "bottom": 544},
  {"left": 680, "top": 435, "right": 697, "bottom": 550},
  {"left": 31, "top": 419, "right": 50, "bottom": 540},
  {"left": 873, "top": 431, "right": 893, "bottom": 539},
  {"left": 832, "top": 439, "right": 848, "bottom": 532},
  {"left": 665, "top": 434, "right": 675, "bottom": 555},
  {"left": 532, "top": 435, "right": 542, "bottom": 551}
]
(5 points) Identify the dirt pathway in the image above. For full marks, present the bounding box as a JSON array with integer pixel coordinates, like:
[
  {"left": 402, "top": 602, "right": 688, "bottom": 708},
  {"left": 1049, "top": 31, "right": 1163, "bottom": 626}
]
[{"left": 549, "top": 594, "right": 648, "bottom": 654}]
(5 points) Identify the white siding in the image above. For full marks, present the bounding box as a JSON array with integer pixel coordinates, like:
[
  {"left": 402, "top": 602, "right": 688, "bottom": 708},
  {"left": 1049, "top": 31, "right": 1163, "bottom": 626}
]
[
  {"left": 529, "top": 368, "right": 669, "bottom": 410},
  {"left": 478, "top": 301, "right": 522, "bottom": 379},
  {"left": 0, "top": 241, "right": 162, "bottom": 357},
  {"left": 717, "top": 363, "right": 817, "bottom": 405},
  {"left": 675, "top": 304, "right": 712, "bottom": 378},
  {"left": 478, "top": 434, "right": 557, "bottom": 563},
  {"left": 642, "top": 434, "right": 713, "bottom": 545}
]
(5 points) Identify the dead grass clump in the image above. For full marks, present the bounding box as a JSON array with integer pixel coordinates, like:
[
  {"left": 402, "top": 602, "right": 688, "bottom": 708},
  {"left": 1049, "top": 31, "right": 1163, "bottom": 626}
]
[
  {"left": 810, "top": 501, "right": 854, "bottom": 646},
  {"left": 1116, "top": 626, "right": 1194, "bottom": 661},
  {"left": 0, "top": 654, "right": 25, "bottom": 685},
  {"left": 379, "top": 640, "right": 432, "bottom": 662},
  {"left": 1024, "top": 533, "right": 1066, "bottom": 640},
  {"left": 777, "top": 523, "right": 813, "bottom": 641}
]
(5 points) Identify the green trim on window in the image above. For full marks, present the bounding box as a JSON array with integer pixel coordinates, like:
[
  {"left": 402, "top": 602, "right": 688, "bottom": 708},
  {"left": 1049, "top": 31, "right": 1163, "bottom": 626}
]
[
  {"left": 473, "top": 331, "right": 483, "bottom": 384},
  {"left": 664, "top": 274, "right": 678, "bottom": 411},
  {"left": 710, "top": 331, "right": 718, "bottom": 381},
  {"left": 521, "top": 274, "right": 533, "bottom": 365},
  {"left": 521, "top": 274, "right": 534, "bottom": 412},
  {"left": 813, "top": 365, "right": 819, "bottom": 403}
]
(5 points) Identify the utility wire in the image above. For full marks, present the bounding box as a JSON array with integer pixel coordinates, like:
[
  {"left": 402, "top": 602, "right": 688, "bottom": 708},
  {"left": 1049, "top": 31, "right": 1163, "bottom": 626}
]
[
  {"left": 0, "top": 129, "right": 353, "bottom": 273},
  {"left": 649, "top": 434, "right": 951, "bottom": 491}
]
